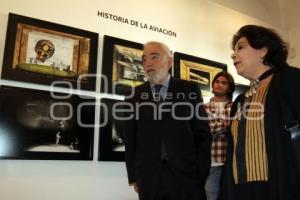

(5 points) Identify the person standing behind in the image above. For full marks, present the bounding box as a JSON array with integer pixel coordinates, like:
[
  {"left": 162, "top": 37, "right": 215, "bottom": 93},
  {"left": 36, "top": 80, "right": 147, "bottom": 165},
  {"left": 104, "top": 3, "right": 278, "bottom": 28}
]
[
  {"left": 221, "top": 25, "right": 300, "bottom": 200},
  {"left": 124, "top": 41, "right": 211, "bottom": 200},
  {"left": 204, "top": 71, "right": 235, "bottom": 200}
]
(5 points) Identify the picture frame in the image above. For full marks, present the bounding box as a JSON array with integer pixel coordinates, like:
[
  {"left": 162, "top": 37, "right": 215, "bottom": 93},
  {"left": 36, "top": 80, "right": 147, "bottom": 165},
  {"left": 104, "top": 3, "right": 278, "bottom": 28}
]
[
  {"left": 233, "top": 83, "right": 250, "bottom": 101},
  {"left": 101, "top": 35, "right": 145, "bottom": 96},
  {"left": 98, "top": 98, "right": 125, "bottom": 161},
  {"left": 2, "top": 13, "right": 98, "bottom": 91},
  {"left": 173, "top": 52, "right": 227, "bottom": 103},
  {"left": 0, "top": 86, "right": 95, "bottom": 160}
]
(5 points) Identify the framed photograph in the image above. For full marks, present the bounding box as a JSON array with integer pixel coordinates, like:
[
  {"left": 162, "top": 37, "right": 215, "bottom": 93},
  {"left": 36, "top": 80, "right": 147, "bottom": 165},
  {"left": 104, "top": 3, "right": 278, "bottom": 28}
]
[
  {"left": 99, "top": 98, "right": 125, "bottom": 161},
  {"left": 2, "top": 13, "right": 98, "bottom": 90},
  {"left": 101, "top": 35, "right": 145, "bottom": 96},
  {"left": 0, "top": 86, "right": 95, "bottom": 160},
  {"left": 173, "top": 52, "right": 227, "bottom": 103},
  {"left": 233, "top": 83, "right": 250, "bottom": 101}
]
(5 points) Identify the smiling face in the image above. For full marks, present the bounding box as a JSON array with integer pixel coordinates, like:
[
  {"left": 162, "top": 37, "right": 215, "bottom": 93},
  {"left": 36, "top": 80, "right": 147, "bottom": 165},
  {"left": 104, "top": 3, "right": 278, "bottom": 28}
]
[
  {"left": 231, "top": 37, "right": 268, "bottom": 80},
  {"left": 142, "top": 43, "right": 172, "bottom": 84}
]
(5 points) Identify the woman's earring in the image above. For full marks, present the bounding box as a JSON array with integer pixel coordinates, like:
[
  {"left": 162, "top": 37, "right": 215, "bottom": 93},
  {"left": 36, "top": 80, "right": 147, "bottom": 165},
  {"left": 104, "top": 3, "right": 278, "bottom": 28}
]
[{"left": 260, "top": 57, "right": 264, "bottom": 62}]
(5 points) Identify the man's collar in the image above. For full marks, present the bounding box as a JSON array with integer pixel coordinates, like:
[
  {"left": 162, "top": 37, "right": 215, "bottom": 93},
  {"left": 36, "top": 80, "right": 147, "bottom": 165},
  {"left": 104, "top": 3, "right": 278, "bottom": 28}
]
[{"left": 210, "top": 97, "right": 231, "bottom": 104}]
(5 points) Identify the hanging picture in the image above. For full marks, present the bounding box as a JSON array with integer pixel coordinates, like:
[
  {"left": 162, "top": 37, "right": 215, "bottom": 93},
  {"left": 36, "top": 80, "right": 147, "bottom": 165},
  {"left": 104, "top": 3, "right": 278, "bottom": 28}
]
[
  {"left": 2, "top": 13, "right": 98, "bottom": 90},
  {"left": 173, "top": 52, "right": 227, "bottom": 103},
  {"left": 98, "top": 98, "right": 126, "bottom": 161},
  {"left": 233, "top": 83, "right": 250, "bottom": 101},
  {"left": 101, "top": 35, "right": 145, "bottom": 96},
  {"left": 0, "top": 86, "right": 95, "bottom": 160}
]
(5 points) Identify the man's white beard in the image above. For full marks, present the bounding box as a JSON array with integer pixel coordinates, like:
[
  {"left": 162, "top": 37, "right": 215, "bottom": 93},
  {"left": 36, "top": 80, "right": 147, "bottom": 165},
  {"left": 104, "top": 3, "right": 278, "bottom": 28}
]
[{"left": 145, "top": 68, "right": 169, "bottom": 84}]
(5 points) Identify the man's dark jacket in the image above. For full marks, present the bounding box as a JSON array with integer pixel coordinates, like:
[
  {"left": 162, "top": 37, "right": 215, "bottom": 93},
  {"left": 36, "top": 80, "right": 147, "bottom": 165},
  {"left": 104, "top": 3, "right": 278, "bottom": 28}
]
[{"left": 124, "top": 77, "right": 211, "bottom": 199}]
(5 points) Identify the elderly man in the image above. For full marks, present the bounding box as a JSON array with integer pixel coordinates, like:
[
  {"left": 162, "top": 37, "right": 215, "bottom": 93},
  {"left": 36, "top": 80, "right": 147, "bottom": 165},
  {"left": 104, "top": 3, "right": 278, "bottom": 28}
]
[{"left": 124, "top": 41, "right": 211, "bottom": 200}]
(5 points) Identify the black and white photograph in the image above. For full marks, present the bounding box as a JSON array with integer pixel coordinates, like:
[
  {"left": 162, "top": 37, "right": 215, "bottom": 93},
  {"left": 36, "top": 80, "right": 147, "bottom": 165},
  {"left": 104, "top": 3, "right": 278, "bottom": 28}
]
[
  {"left": 98, "top": 98, "right": 125, "bottom": 161},
  {"left": 232, "top": 83, "right": 250, "bottom": 101},
  {"left": 0, "top": 86, "right": 95, "bottom": 160}
]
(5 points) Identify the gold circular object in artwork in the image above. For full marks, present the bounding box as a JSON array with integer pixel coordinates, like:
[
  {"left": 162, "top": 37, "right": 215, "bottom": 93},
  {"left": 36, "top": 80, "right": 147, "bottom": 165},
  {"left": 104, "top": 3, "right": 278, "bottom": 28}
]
[
  {"left": 42, "top": 45, "right": 49, "bottom": 51},
  {"left": 35, "top": 39, "right": 55, "bottom": 62}
]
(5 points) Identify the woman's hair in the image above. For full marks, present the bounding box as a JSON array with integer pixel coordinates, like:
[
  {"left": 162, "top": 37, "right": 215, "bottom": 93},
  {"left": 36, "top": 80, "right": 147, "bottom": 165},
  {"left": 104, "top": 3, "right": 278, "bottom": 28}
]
[
  {"left": 212, "top": 71, "right": 235, "bottom": 100},
  {"left": 232, "top": 25, "right": 289, "bottom": 68}
]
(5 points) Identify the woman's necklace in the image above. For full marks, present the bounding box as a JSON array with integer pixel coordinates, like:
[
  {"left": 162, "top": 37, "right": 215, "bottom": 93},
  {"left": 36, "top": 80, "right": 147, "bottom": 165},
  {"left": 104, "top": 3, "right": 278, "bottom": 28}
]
[{"left": 245, "top": 67, "right": 276, "bottom": 98}]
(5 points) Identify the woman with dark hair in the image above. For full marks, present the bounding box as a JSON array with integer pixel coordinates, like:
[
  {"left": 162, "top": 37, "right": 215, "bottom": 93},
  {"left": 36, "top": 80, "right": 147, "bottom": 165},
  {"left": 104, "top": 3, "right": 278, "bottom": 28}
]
[{"left": 221, "top": 25, "right": 300, "bottom": 200}]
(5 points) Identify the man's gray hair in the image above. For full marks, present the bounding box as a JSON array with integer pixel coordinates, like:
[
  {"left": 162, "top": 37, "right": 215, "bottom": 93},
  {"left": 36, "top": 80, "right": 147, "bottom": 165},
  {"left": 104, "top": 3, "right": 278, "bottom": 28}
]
[{"left": 143, "top": 41, "right": 172, "bottom": 58}]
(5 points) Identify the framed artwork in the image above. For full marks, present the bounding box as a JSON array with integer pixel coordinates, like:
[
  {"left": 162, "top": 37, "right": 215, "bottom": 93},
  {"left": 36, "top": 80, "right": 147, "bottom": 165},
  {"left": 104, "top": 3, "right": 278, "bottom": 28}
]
[
  {"left": 233, "top": 83, "right": 250, "bottom": 101},
  {"left": 2, "top": 13, "right": 98, "bottom": 90},
  {"left": 101, "top": 35, "right": 145, "bottom": 96},
  {"left": 173, "top": 52, "right": 227, "bottom": 103},
  {"left": 0, "top": 86, "right": 95, "bottom": 160},
  {"left": 99, "top": 98, "right": 125, "bottom": 161}
]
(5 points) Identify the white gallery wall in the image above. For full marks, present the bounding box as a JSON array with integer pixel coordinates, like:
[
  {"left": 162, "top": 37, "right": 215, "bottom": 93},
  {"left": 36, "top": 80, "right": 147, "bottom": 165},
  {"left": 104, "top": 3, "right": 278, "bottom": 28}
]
[
  {"left": 280, "top": 0, "right": 300, "bottom": 66},
  {"left": 0, "top": 0, "right": 298, "bottom": 200}
]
